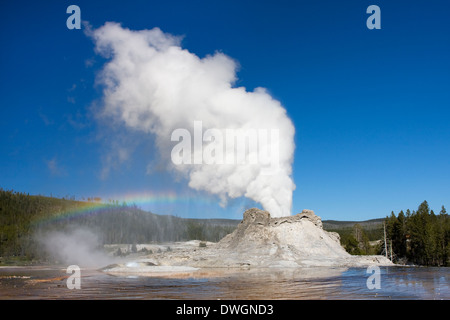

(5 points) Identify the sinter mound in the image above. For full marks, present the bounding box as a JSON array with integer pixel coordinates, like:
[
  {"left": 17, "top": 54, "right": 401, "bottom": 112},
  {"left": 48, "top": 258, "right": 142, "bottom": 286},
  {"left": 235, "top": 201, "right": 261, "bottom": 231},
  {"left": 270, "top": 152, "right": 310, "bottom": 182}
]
[{"left": 199, "top": 208, "right": 392, "bottom": 267}]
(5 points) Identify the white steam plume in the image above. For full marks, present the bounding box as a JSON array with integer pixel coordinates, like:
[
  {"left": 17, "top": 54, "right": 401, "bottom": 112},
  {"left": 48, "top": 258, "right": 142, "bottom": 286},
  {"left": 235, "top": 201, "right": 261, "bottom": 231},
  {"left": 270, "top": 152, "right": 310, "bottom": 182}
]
[
  {"left": 90, "top": 23, "right": 296, "bottom": 217},
  {"left": 38, "top": 228, "right": 114, "bottom": 268}
]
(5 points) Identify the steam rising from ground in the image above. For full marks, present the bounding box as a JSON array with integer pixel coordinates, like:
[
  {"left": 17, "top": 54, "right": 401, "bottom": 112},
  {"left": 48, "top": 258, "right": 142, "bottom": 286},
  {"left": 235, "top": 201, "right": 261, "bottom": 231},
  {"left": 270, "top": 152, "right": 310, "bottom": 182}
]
[
  {"left": 90, "top": 23, "right": 296, "bottom": 217},
  {"left": 38, "top": 229, "right": 114, "bottom": 268}
]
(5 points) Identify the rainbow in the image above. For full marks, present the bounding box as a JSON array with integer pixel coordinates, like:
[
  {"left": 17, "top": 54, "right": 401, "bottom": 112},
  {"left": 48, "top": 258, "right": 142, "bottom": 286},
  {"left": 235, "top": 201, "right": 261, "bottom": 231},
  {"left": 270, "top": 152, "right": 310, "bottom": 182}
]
[
  {"left": 107, "top": 190, "right": 214, "bottom": 207},
  {"left": 32, "top": 191, "right": 216, "bottom": 226}
]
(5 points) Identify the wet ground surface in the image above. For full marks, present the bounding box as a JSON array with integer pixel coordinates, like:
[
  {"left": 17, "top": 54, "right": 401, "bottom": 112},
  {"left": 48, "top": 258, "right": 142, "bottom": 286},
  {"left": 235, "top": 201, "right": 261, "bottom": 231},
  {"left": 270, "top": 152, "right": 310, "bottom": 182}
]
[{"left": 0, "top": 266, "right": 448, "bottom": 300}]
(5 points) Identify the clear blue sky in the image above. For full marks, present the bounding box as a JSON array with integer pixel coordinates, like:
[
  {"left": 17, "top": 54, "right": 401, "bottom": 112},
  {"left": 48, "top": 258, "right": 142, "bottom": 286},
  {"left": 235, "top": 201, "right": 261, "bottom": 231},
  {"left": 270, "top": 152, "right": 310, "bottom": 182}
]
[{"left": 1, "top": 0, "right": 449, "bottom": 220}]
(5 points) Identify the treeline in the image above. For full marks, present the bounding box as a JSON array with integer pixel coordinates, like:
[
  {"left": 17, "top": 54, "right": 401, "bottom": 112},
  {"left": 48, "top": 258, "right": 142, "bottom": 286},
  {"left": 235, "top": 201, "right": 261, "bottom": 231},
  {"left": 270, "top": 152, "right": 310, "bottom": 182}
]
[
  {"left": 326, "top": 223, "right": 383, "bottom": 255},
  {"left": 385, "top": 200, "right": 450, "bottom": 266},
  {"left": 0, "top": 189, "right": 235, "bottom": 262},
  {"left": 0, "top": 189, "right": 80, "bottom": 259}
]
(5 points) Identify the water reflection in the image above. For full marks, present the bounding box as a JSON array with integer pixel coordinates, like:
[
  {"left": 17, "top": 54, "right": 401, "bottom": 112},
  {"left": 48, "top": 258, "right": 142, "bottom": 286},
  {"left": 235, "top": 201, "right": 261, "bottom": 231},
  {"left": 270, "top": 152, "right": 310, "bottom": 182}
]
[{"left": 0, "top": 266, "right": 448, "bottom": 300}]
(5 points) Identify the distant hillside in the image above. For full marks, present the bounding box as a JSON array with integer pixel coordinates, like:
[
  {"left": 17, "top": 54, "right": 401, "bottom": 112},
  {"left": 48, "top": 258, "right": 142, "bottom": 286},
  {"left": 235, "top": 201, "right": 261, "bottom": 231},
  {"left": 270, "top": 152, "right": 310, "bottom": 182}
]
[
  {"left": 322, "top": 218, "right": 384, "bottom": 230},
  {"left": 187, "top": 217, "right": 385, "bottom": 232}
]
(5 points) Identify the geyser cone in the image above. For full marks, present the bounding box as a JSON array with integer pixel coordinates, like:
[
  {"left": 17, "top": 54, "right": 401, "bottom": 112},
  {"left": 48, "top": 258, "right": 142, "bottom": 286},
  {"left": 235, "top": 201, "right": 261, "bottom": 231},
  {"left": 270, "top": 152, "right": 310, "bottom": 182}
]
[{"left": 216, "top": 208, "right": 348, "bottom": 264}]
